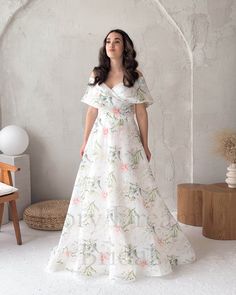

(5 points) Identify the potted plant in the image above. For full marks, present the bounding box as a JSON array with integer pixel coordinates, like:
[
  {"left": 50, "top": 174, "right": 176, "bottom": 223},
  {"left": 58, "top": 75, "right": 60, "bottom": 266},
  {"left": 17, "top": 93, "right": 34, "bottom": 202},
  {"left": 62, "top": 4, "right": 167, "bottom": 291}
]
[{"left": 213, "top": 129, "right": 236, "bottom": 188}]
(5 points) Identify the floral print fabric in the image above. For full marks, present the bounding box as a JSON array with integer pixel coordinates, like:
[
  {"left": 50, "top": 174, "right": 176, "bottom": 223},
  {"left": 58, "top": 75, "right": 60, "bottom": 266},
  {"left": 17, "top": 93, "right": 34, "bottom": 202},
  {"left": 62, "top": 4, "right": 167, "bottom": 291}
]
[{"left": 45, "top": 75, "right": 196, "bottom": 282}]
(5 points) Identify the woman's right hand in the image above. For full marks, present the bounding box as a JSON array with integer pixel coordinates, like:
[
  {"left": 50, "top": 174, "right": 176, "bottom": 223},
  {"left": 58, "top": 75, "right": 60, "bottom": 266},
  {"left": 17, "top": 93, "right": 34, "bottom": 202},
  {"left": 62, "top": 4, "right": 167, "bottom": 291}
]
[{"left": 80, "top": 141, "right": 87, "bottom": 157}]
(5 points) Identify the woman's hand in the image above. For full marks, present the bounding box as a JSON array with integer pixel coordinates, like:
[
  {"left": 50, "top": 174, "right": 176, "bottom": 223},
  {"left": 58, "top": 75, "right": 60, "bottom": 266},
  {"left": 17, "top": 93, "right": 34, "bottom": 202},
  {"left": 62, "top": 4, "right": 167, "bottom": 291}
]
[
  {"left": 144, "top": 145, "right": 151, "bottom": 162},
  {"left": 80, "top": 141, "right": 87, "bottom": 158}
]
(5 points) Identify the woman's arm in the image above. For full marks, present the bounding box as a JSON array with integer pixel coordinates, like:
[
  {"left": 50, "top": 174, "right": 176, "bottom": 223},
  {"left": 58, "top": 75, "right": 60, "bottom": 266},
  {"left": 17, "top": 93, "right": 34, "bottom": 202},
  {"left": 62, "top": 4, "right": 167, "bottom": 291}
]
[
  {"left": 82, "top": 106, "right": 98, "bottom": 142},
  {"left": 80, "top": 71, "right": 98, "bottom": 157},
  {"left": 135, "top": 103, "right": 151, "bottom": 162},
  {"left": 134, "top": 70, "right": 152, "bottom": 161},
  {"left": 80, "top": 106, "right": 98, "bottom": 157}
]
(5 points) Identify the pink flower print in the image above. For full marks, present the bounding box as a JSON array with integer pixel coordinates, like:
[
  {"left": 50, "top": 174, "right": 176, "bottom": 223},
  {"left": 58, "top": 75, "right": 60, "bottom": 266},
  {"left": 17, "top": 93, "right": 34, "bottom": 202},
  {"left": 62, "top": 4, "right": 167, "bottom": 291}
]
[
  {"left": 72, "top": 197, "right": 80, "bottom": 205},
  {"left": 100, "top": 252, "right": 109, "bottom": 264},
  {"left": 155, "top": 236, "right": 165, "bottom": 247},
  {"left": 114, "top": 224, "right": 121, "bottom": 233},
  {"left": 103, "top": 127, "right": 109, "bottom": 136},
  {"left": 112, "top": 107, "right": 121, "bottom": 117},
  {"left": 137, "top": 259, "right": 148, "bottom": 268},
  {"left": 101, "top": 191, "right": 108, "bottom": 199},
  {"left": 120, "top": 163, "right": 128, "bottom": 171},
  {"left": 142, "top": 199, "right": 150, "bottom": 208},
  {"left": 64, "top": 249, "right": 71, "bottom": 257}
]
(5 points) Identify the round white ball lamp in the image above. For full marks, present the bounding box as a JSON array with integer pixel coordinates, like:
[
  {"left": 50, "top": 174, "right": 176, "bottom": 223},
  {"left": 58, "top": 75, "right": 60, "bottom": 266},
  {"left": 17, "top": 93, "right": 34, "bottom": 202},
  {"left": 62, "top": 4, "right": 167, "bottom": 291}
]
[{"left": 0, "top": 125, "right": 29, "bottom": 156}]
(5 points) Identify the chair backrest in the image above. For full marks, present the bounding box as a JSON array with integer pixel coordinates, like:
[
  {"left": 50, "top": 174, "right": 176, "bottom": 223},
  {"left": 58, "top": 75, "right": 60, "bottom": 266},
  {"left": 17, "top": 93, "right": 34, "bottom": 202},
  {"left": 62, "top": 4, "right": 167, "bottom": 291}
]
[{"left": 0, "top": 162, "right": 20, "bottom": 186}]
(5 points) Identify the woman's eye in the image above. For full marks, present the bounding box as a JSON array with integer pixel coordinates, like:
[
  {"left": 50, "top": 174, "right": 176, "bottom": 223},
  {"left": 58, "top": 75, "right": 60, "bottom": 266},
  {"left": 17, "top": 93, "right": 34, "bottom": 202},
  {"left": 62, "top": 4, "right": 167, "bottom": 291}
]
[{"left": 106, "top": 40, "right": 120, "bottom": 44}]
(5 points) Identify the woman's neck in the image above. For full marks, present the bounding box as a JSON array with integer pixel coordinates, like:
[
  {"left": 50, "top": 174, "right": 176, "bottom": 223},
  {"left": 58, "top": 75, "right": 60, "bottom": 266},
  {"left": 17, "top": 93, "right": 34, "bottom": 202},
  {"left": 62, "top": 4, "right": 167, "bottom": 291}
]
[{"left": 109, "top": 58, "right": 124, "bottom": 73}]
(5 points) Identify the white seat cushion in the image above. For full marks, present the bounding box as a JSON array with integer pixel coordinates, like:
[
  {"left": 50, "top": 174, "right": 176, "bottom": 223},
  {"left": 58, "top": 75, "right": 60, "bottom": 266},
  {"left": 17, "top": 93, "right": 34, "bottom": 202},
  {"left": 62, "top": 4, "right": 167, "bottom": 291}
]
[{"left": 0, "top": 182, "right": 18, "bottom": 196}]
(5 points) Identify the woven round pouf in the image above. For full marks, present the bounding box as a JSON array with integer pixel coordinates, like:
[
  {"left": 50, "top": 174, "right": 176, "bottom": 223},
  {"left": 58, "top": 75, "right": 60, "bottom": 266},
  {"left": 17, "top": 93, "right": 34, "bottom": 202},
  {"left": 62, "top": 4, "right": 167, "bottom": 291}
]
[{"left": 23, "top": 200, "right": 70, "bottom": 231}]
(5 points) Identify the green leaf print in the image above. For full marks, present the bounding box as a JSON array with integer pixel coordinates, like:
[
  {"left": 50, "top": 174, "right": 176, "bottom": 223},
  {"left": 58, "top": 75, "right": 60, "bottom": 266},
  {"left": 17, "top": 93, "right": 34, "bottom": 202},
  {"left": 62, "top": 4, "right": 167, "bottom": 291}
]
[
  {"left": 79, "top": 176, "right": 102, "bottom": 198},
  {"left": 169, "top": 223, "right": 181, "bottom": 239},
  {"left": 137, "top": 87, "right": 146, "bottom": 102},
  {"left": 100, "top": 92, "right": 113, "bottom": 106},
  {"left": 106, "top": 111, "right": 114, "bottom": 120},
  {"left": 124, "top": 183, "right": 141, "bottom": 201},
  {"left": 142, "top": 187, "right": 158, "bottom": 208},
  {"left": 79, "top": 240, "right": 99, "bottom": 276},
  {"left": 118, "top": 244, "right": 138, "bottom": 265},
  {"left": 146, "top": 218, "right": 156, "bottom": 234},
  {"left": 80, "top": 153, "right": 93, "bottom": 170},
  {"left": 83, "top": 265, "right": 97, "bottom": 276},
  {"left": 108, "top": 146, "right": 121, "bottom": 163},
  {"left": 110, "top": 118, "right": 125, "bottom": 132},
  {"left": 121, "top": 208, "right": 140, "bottom": 231},
  {"left": 106, "top": 171, "right": 117, "bottom": 187},
  {"left": 167, "top": 255, "right": 178, "bottom": 266},
  {"left": 149, "top": 243, "right": 161, "bottom": 265},
  {"left": 82, "top": 201, "right": 100, "bottom": 226},
  {"left": 134, "top": 132, "right": 142, "bottom": 143},
  {"left": 87, "top": 201, "right": 99, "bottom": 216},
  {"left": 121, "top": 270, "right": 136, "bottom": 281},
  {"left": 80, "top": 239, "right": 99, "bottom": 256},
  {"left": 129, "top": 149, "right": 143, "bottom": 168}
]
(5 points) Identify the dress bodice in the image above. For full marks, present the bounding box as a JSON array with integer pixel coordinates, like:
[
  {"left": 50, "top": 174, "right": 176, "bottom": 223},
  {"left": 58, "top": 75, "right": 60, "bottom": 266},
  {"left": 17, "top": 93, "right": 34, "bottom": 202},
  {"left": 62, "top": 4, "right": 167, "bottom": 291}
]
[{"left": 80, "top": 75, "right": 154, "bottom": 114}]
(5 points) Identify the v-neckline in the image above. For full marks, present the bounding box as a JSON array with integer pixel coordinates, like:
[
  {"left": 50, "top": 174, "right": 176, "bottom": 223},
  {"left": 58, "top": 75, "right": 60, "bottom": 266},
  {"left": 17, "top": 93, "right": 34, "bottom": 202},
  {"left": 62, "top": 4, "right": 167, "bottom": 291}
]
[
  {"left": 103, "top": 81, "right": 124, "bottom": 91},
  {"left": 102, "top": 76, "right": 143, "bottom": 91},
  {"left": 92, "top": 76, "right": 144, "bottom": 94}
]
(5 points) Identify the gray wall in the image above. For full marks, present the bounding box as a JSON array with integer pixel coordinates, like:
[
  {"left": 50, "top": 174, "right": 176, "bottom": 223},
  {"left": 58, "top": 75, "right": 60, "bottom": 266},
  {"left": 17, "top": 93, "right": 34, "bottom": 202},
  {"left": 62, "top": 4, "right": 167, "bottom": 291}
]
[{"left": 0, "top": 0, "right": 235, "bottom": 210}]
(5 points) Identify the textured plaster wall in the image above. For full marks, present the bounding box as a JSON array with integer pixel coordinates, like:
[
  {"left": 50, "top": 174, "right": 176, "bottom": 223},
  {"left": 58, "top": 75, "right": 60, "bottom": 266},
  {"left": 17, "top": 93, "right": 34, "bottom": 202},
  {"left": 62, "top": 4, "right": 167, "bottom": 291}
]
[
  {"left": 0, "top": 0, "right": 30, "bottom": 125},
  {"left": 0, "top": 0, "right": 235, "bottom": 210}
]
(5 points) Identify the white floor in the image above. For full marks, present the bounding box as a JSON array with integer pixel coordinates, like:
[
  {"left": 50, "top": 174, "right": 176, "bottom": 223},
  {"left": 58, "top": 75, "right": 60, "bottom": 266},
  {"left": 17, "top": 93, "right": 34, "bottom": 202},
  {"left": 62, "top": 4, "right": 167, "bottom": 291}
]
[{"left": 0, "top": 213, "right": 236, "bottom": 295}]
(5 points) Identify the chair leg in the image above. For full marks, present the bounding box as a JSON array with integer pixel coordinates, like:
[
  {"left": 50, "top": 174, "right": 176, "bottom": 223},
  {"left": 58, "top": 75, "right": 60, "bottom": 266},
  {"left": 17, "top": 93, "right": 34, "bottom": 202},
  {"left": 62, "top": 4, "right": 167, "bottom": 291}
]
[
  {"left": 9, "top": 200, "right": 22, "bottom": 245},
  {"left": 0, "top": 203, "right": 4, "bottom": 231}
]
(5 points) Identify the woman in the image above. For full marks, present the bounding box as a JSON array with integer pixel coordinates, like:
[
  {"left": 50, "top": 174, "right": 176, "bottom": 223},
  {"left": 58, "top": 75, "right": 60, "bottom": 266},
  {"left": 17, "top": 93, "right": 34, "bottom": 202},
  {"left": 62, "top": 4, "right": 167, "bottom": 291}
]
[{"left": 46, "top": 29, "right": 196, "bottom": 283}]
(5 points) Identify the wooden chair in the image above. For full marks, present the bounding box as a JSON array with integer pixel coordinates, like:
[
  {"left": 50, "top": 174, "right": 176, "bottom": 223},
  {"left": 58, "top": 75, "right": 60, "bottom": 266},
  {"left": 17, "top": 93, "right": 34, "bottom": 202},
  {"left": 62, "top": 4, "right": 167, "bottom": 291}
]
[{"left": 0, "top": 162, "right": 22, "bottom": 245}]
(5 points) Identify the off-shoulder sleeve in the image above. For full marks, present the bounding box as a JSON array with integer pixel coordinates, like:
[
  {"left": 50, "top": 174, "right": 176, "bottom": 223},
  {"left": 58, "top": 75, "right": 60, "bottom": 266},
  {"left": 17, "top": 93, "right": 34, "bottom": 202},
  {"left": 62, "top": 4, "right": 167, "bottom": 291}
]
[
  {"left": 135, "top": 76, "right": 154, "bottom": 108},
  {"left": 80, "top": 77, "right": 101, "bottom": 108}
]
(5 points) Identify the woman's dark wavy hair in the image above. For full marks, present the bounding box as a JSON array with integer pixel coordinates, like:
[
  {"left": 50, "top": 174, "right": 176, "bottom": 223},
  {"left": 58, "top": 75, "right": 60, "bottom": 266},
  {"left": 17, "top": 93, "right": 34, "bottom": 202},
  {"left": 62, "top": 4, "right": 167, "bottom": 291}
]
[{"left": 89, "top": 29, "right": 139, "bottom": 88}]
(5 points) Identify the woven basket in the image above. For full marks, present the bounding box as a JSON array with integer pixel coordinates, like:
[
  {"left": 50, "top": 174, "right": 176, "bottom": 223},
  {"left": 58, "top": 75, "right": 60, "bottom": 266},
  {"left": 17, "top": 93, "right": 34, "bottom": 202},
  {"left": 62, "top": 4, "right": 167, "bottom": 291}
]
[{"left": 23, "top": 199, "right": 70, "bottom": 231}]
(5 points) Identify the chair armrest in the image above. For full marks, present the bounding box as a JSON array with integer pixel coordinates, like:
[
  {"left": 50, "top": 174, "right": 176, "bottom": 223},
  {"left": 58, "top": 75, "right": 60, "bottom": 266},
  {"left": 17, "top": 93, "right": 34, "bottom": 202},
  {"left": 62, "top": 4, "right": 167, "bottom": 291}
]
[
  {"left": 0, "top": 162, "right": 20, "bottom": 172},
  {"left": 0, "top": 162, "right": 20, "bottom": 186}
]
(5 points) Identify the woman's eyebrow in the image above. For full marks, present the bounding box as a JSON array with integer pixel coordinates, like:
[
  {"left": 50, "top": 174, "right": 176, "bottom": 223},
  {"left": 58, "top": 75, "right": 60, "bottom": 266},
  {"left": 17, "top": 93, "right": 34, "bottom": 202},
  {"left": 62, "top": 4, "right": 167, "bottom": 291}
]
[{"left": 106, "top": 37, "right": 121, "bottom": 40}]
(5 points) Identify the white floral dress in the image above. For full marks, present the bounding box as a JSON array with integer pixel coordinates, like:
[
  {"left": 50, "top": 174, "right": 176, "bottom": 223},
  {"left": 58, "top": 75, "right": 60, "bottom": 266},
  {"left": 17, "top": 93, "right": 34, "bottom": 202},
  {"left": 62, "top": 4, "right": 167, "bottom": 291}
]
[{"left": 45, "top": 75, "right": 196, "bottom": 282}]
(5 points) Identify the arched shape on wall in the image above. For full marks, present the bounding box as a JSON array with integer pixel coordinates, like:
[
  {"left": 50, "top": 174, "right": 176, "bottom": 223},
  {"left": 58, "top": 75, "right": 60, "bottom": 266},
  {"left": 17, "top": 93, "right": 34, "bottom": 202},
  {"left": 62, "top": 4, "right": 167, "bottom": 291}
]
[
  {"left": 0, "top": 0, "right": 35, "bottom": 126},
  {"left": 152, "top": 0, "right": 193, "bottom": 182},
  {"left": 0, "top": 0, "right": 193, "bottom": 209}
]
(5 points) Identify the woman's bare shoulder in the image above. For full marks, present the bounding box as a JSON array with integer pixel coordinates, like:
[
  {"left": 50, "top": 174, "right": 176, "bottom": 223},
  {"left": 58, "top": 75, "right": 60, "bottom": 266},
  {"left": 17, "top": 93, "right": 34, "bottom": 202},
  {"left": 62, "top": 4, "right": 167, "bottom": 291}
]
[{"left": 89, "top": 70, "right": 96, "bottom": 78}]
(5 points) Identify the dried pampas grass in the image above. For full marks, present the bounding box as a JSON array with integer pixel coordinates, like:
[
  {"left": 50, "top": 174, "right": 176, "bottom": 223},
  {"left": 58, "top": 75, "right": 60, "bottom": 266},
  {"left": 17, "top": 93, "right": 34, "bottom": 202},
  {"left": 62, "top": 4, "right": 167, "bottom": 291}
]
[{"left": 213, "top": 129, "right": 236, "bottom": 163}]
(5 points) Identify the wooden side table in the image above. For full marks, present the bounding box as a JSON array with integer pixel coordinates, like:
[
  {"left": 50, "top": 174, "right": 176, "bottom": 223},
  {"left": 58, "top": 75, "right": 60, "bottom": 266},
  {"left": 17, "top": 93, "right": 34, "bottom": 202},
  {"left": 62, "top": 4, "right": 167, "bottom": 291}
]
[
  {"left": 177, "top": 183, "right": 205, "bottom": 226},
  {"left": 177, "top": 182, "right": 236, "bottom": 240},
  {"left": 202, "top": 183, "right": 236, "bottom": 240}
]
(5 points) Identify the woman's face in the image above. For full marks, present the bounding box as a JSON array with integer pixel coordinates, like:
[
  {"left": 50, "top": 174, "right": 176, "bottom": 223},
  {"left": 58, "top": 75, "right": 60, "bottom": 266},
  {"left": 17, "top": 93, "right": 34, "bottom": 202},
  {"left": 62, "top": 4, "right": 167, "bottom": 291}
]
[{"left": 105, "top": 32, "right": 124, "bottom": 59}]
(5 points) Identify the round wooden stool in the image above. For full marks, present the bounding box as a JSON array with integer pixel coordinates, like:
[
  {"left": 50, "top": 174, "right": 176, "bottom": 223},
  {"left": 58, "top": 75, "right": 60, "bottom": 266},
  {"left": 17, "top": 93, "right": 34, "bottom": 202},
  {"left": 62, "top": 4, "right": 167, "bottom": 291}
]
[
  {"left": 23, "top": 199, "right": 69, "bottom": 231},
  {"left": 177, "top": 183, "right": 205, "bottom": 226},
  {"left": 202, "top": 183, "right": 236, "bottom": 240}
]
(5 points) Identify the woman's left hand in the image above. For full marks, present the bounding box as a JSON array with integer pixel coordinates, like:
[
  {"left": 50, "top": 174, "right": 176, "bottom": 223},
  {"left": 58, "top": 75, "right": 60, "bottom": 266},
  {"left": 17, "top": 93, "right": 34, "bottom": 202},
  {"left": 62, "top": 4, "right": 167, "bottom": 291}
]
[{"left": 144, "top": 146, "right": 151, "bottom": 162}]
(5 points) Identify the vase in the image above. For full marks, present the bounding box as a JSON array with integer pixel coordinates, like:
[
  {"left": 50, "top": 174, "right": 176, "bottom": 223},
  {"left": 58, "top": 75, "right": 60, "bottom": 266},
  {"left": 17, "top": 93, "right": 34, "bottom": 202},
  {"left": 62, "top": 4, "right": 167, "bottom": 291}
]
[{"left": 225, "top": 163, "right": 236, "bottom": 188}]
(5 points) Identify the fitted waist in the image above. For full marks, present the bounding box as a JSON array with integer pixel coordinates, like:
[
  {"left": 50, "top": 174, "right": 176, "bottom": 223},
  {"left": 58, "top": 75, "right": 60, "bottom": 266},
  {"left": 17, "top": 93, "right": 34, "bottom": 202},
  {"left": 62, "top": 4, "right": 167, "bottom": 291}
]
[{"left": 98, "top": 107, "right": 135, "bottom": 119}]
